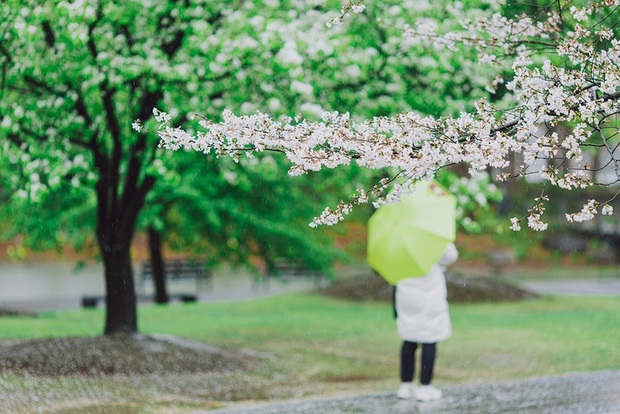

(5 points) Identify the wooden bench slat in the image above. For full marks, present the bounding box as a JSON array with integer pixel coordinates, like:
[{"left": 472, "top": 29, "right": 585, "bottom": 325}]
[{"left": 139, "top": 259, "right": 212, "bottom": 290}]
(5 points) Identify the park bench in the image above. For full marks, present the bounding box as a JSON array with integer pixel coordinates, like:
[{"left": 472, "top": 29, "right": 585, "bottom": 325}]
[
  {"left": 272, "top": 261, "right": 323, "bottom": 279},
  {"left": 255, "top": 260, "right": 324, "bottom": 290},
  {"left": 138, "top": 258, "right": 213, "bottom": 293},
  {"left": 81, "top": 259, "right": 212, "bottom": 308}
]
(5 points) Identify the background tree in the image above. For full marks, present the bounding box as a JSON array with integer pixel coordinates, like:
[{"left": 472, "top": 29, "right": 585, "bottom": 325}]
[
  {"left": 137, "top": 151, "right": 355, "bottom": 303},
  {"left": 0, "top": 1, "right": 352, "bottom": 333},
  {"left": 1, "top": 0, "right": 508, "bottom": 334}
]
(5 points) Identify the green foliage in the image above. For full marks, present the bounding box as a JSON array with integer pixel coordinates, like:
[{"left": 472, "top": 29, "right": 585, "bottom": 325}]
[
  {"left": 0, "top": 178, "right": 96, "bottom": 254},
  {"left": 437, "top": 170, "right": 504, "bottom": 233},
  {"left": 492, "top": 222, "right": 546, "bottom": 260},
  {"left": 146, "top": 152, "right": 353, "bottom": 274},
  {"left": 0, "top": 1, "right": 374, "bottom": 270}
]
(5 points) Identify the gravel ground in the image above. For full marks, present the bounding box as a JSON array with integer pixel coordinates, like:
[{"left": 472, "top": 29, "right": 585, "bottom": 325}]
[
  {"left": 0, "top": 334, "right": 274, "bottom": 414},
  {"left": 206, "top": 370, "right": 620, "bottom": 414},
  {"left": 0, "top": 334, "right": 255, "bottom": 376}
]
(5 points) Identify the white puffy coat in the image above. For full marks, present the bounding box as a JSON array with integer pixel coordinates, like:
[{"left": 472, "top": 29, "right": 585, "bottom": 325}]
[{"left": 395, "top": 243, "right": 458, "bottom": 343}]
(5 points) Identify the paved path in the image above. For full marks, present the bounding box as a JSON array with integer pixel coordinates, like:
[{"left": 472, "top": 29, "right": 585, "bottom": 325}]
[
  {"left": 522, "top": 279, "right": 620, "bottom": 296},
  {"left": 0, "top": 262, "right": 322, "bottom": 311},
  {"left": 208, "top": 371, "right": 620, "bottom": 414},
  {"left": 1, "top": 261, "right": 619, "bottom": 311}
]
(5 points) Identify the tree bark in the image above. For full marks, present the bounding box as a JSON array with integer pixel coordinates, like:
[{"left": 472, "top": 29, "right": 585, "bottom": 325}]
[
  {"left": 147, "top": 226, "right": 169, "bottom": 304},
  {"left": 101, "top": 247, "right": 138, "bottom": 335},
  {"left": 94, "top": 155, "right": 154, "bottom": 335}
]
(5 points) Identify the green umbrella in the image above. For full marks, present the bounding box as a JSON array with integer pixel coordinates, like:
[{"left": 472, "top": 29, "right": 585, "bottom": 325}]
[{"left": 367, "top": 180, "right": 456, "bottom": 285}]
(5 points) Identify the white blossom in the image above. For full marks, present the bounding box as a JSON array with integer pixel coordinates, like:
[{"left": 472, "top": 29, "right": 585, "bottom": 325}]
[
  {"left": 290, "top": 80, "right": 314, "bottom": 96},
  {"left": 566, "top": 199, "right": 598, "bottom": 223},
  {"left": 155, "top": 0, "right": 620, "bottom": 229},
  {"left": 131, "top": 121, "right": 143, "bottom": 132},
  {"left": 153, "top": 108, "right": 172, "bottom": 124}
]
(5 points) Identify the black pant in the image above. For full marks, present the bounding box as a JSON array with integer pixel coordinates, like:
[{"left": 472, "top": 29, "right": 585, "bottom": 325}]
[{"left": 400, "top": 341, "right": 437, "bottom": 385}]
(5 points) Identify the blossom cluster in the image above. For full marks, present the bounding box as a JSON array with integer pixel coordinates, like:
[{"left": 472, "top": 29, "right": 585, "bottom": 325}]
[
  {"left": 156, "top": 0, "right": 620, "bottom": 230},
  {"left": 327, "top": 0, "right": 366, "bottom": 28}
]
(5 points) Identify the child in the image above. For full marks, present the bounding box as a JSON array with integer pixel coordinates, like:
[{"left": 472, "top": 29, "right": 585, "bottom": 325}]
[{"left": 394, "top": 242, "right": 458, "bottom": 401}]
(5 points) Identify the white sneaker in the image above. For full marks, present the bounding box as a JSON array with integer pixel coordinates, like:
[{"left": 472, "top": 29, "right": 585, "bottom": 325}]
[
  {"left": 414, "top": 384, "right": 442, "bottom": 401},
  {"left": 396, "top": 382, "right": 415, "bottom": 399}
]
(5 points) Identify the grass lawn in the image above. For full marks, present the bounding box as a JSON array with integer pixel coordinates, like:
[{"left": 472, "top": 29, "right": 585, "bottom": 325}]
[
  {"left": 0, "top": 292, "right": 619, "bottom": 414},
  {"left": 1, "top": 293, "right": 618, "bottom": 387}
]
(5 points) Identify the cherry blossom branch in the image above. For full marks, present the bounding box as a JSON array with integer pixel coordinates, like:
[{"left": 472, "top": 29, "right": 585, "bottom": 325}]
[
  {"left": 328, "top": 1, "right": 366, "bottom": 28},
  {"left": 147, "top": 0, "right": 620, "bottom": 231}
]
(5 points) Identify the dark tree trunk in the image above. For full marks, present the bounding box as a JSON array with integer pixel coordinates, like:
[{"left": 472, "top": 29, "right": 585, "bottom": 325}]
[
  {"left": 101, "top": 246, "right": 138, "bottom": 335},
  {"left": 147, "top": 226, "right": 169, "bottom": 304},
  {"left": 94, "top": 157, "right": 155, "bottom": 335}
]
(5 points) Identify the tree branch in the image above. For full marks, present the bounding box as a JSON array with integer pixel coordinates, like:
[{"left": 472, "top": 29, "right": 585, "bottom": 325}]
[
  {"left": 120, "top": 90, "right": 163, "bottom": 212},
  {"left": 41, "top": 21, "right": 56, "bottom": 48}
]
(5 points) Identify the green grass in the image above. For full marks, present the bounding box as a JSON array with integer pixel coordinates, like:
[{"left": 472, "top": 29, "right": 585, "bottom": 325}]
[
  {"left": 2, "top": 292, "right": 619, "bottom": 414},
  {"left": 0, "top": 309, "right": 104, "bottom": 339},
  {"left": 1, "top": 293, "right": 619, "bottom": 386},
  {"left": 443, "top": 295, "right": 620, "bottom": 382}
]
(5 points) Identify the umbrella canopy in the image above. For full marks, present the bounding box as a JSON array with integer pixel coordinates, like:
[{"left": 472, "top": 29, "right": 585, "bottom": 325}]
[{"left": 367, "top": 180, "right": 456, "bottom": 285}]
